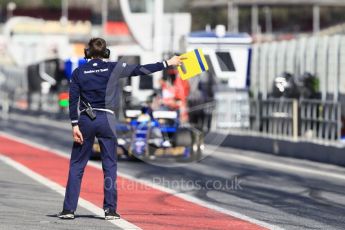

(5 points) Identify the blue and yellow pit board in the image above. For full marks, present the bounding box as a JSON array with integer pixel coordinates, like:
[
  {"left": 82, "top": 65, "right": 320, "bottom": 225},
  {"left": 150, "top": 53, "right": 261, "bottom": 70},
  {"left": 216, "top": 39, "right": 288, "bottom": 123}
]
[{"left": 177, "top": 48, "right": 209, "bottom": 80}]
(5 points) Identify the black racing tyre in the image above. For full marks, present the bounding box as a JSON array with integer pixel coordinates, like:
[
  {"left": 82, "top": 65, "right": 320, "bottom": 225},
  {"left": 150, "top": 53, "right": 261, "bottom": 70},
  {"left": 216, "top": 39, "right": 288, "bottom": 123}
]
[
  {"left": 174, "top": 128, "right": 197, "bottom": 162},
  {"left": 174, "top": 128, "right": 193, "bottom": 147}
]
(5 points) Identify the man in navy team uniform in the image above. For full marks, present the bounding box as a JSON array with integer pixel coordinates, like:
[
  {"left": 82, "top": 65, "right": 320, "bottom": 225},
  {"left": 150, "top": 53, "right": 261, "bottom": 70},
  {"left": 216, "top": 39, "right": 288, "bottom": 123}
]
[{"left": 58, "top": 38, "right": 183, "bottom": 220}]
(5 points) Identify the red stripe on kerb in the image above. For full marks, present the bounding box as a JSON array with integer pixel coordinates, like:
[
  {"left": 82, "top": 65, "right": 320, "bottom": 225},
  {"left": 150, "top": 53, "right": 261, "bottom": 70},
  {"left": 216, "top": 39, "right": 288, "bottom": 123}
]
[{"left": 0, "top": 135, "right": 265, "bottom": 230}]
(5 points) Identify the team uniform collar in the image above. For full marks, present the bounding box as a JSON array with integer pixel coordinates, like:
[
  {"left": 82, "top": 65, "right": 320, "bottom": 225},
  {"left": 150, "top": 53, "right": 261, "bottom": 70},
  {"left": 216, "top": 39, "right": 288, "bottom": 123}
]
[{"left": 88, "top": 58, "right": 107, "bottom": 64}]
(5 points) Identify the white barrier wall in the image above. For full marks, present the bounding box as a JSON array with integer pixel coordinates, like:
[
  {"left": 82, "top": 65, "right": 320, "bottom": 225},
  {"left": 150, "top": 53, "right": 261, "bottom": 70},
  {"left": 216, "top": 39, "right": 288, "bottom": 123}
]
[
  {"left": 276, "top": 41, "right": 287, "bottom": 77},
  {"left": 251, "top": 44, "right": 260, "bottom": 97},
  {"left": 286, "top": 40, "right": 297, "bottom": 74},
  {"left": 339, "top": 38, "right": 345, "bottom": 95},
  {"left": 267, "top": 42, "right": 277, "bottom": 93},
  {"left": 252, "top": 35, "right": 345, "bottom": 101},
  {"left": 259, "top": 43, "right": 269, "bottom": 99},
  {"left": 316, "top": 36, "right": 328, "bottom": 100},
  {"left": 327, "top": 35, "right": 339, "bottom": 100},
  {"left": 297, "top": 37, "right": 307, "bottom": 75},
  {"left": 305, "top": 37, "right": 317, "bottom": 74}
]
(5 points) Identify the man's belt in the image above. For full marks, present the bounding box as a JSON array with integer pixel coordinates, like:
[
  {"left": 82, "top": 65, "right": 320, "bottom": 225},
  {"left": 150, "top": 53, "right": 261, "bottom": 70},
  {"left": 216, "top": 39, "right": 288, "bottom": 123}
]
[{"left": 80, "top": 108, "right": 114, "bottom": 115}]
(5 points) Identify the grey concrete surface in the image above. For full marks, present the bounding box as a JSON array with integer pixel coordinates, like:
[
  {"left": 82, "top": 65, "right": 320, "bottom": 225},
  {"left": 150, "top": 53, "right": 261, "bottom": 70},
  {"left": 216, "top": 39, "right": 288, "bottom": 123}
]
[{"left": 0, "top": 160, "right": 119, "bottom": 230}]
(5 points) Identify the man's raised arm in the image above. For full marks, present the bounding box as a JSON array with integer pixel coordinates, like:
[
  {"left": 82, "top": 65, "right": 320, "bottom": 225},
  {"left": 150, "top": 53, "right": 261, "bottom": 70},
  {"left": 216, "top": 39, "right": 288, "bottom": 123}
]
[{"left": 121, "top": 56, "right": 185, "bottom": 78}]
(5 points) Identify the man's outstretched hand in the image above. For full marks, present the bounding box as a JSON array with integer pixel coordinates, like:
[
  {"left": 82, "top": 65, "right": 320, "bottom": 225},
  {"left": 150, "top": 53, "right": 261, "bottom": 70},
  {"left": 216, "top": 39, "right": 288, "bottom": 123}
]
[
  {"left": 72, "top": 126, "right": 84, "bottom": 145},
  {"left": 167, "top": 56, "right": 187, "bottom": 67}
]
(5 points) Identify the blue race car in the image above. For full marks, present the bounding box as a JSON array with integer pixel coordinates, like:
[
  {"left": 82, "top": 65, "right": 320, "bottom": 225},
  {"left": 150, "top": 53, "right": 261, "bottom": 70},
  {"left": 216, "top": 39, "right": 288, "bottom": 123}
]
[{"left": 93, "top": 107, "right": 204, "bottom": 162}]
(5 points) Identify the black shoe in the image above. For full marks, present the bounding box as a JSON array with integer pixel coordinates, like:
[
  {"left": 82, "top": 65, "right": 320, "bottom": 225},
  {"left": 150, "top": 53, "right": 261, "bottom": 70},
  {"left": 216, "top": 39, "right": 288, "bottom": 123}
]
[
  {"left": 104, "top": 209, "right": 120, "bottom": 220},
  {"left": 58, "top": 210, "right": 75, "bottom": 219}
]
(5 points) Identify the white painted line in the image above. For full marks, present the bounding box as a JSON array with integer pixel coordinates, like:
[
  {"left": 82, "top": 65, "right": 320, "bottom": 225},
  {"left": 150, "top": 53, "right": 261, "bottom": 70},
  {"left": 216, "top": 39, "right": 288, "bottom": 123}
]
[
  {"left": 7, "top": 115, "right": 345, "bottom": 181},
  {"left": 211, "top": 149, "right": 345, "bottom": 181},
  {"left": 0, "top": 131, "right": 282, "bottom": 230},
  {"left": 8, "top": 113, "right": 71, "bottom": 130},
  {"left": 0, "top": 154, "right": 141, "bottom": 230},
  {"left": 117, "top": 172, "right": 283, "bottom": 230},
  {"left": 3, "top": 130, "right": 345, "bottom": 181}
]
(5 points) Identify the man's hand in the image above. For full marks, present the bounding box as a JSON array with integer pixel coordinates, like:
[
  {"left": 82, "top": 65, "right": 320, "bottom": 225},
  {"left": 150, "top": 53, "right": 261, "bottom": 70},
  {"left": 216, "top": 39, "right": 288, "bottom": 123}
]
[
  {"left": 167, "top": 56, "right": 187, "bottom": 67},
  {"left": 72, "top": 126, "right": 84, "bottom": 145}
]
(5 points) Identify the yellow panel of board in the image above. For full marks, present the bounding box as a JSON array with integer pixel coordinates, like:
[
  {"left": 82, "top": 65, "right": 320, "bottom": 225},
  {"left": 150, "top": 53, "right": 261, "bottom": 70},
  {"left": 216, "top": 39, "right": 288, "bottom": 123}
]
[{"left": 177, "top": 49, "right": 209, "bottom": 80}]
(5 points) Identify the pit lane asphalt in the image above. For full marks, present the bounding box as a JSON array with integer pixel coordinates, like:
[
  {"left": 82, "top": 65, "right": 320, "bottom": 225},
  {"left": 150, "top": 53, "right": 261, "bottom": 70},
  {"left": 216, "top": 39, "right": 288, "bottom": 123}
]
[{"left": 1, "top": 113, "right": 345, "bottom": 230}]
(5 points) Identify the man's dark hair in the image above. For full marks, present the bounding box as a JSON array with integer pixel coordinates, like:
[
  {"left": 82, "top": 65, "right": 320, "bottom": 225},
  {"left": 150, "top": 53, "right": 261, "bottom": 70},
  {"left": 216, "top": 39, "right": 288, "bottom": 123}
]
[{"left": 88, "top": 38, "right": 107, "bottom": 58}]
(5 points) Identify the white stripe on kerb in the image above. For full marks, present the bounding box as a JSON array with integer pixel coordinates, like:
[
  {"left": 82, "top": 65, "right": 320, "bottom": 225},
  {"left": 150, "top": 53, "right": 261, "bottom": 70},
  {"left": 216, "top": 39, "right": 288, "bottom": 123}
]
[{"left": 0, "top": 154, "right": 141, "bottom": 230}]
